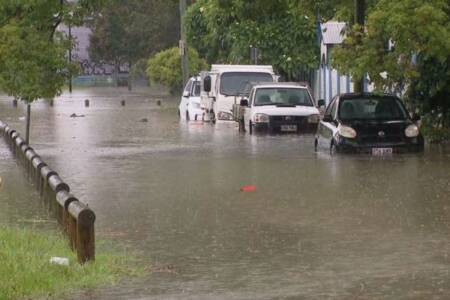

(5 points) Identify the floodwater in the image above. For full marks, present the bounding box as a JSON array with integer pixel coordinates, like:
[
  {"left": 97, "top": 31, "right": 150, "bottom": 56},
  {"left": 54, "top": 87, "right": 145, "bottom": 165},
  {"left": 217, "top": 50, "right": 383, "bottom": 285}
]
[{"left": 1, "top": 87, "right": 450, "bottom": 299}]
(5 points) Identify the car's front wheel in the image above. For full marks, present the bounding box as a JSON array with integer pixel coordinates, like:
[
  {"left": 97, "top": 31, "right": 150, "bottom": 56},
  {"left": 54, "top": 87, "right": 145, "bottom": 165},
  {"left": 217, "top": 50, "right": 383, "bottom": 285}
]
[
  {"left": 314, "top": 138, "right": 318, "bottom": 152},
  {"left": 186, "top": 111, "right": 190, "bottom": 121}
]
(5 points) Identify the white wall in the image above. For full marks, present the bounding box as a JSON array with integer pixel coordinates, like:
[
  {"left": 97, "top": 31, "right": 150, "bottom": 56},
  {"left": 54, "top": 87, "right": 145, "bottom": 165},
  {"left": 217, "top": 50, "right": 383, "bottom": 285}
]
[{"left": 314, "top": 65, "right": 372, "bottom": 106}]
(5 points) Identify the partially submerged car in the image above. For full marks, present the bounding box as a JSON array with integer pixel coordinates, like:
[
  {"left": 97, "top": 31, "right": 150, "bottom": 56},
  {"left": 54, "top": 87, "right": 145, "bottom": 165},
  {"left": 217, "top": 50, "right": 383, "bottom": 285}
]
[
  {"left": 239, "top": 82, "right": 321, "bottom": 134},
  {"left": 315, "top": 93, "right": 424, "bottom": 154},
  {"left": 179, "top": 76, "right": 203, "bottom": 121}
]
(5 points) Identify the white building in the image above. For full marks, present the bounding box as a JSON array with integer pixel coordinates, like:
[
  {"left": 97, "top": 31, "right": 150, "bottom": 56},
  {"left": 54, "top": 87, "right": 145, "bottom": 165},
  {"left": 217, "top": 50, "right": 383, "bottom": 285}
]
[
  {"left": 314, "top": 21, "right": 373, "bottom": 105},
  {"left": 58, "top": 25, "right": 119, "bottom": 76}
]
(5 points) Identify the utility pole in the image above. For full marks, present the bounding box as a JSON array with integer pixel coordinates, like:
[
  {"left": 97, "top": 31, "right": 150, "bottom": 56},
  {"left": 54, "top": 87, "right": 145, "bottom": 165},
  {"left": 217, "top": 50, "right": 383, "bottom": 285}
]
[
  {"left": 179, "top": 0, "right": 189, "bottom": 87},
  {"left": 353, "top": 0, "right": 365, "bottom": 93},
  {"left": 250, "top": 47, "right": 258, "bottom": 65}
]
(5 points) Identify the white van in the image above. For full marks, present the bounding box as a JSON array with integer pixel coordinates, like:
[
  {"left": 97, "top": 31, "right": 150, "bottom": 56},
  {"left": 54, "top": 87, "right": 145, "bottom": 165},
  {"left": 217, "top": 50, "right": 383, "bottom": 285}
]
[
  {"left": 179, "top": 76, "right": 203, "bottom": 121},
  {"left": 201, "top": 65, "right": 276, "bottom": 123}
]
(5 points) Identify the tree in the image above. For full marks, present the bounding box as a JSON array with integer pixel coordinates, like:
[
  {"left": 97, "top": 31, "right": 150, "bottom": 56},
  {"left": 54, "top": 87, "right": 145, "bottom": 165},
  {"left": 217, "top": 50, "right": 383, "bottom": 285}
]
[
  {"left": 89, "top": 0, "right": 179, "bottom": 90},
  {"left": 185, "top": 0, "right": 320, "bottom": 81},
  {"left": 0, "top": 0, "right": 104, "bottom": 143},
  {"left": 333, "top": 0, "right": 450, "bottom": 124},
  {"left": 147, "top": 47, "right": 208, "bottom": 93}
]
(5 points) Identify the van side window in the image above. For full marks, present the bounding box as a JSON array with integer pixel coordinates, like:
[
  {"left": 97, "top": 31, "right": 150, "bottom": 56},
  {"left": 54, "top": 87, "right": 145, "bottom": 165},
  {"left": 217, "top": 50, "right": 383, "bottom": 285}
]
[
  {"left": 184, "top": 80, "right": 193, "bottom": 94},
  {"left": 191, "top": 81, "right": 201, "bottom": 96}
]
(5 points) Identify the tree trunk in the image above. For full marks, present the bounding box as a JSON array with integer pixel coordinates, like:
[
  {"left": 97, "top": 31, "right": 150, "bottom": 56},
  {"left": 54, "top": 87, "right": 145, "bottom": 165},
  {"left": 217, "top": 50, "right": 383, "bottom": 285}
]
[
  {"left": 128, "top": 62, "right": 132, "bottom": 91},
  {"left": 180, "top": 0, "right": 190, "bottom": 86},
  {"left": 25, "top": 104, "right": 31, "bottom": 144},
  {"left": 69, "top": 23, "right": 73, "bottom": 94},
  {"left": 114, "top": 60, "right": 119, "bottom": 87}
]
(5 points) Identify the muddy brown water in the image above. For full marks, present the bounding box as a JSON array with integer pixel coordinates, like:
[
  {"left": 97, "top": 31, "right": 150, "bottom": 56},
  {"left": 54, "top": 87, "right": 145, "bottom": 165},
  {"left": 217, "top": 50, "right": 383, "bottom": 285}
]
[{"left": 1, "top": 87, "right": 450, "bottom": 299}]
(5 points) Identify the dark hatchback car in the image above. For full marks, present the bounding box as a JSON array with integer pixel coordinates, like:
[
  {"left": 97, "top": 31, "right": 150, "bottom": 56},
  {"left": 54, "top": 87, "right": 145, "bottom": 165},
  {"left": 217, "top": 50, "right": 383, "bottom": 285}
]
[{"left": 315, "top": 93, "right": 424, "bottom": 155}]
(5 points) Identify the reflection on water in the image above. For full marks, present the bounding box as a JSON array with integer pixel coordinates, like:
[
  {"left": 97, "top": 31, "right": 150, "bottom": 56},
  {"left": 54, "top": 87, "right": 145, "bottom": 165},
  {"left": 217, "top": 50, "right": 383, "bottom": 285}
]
[{"left": 1, "top": 87, "right": 450, "bottom": 299}]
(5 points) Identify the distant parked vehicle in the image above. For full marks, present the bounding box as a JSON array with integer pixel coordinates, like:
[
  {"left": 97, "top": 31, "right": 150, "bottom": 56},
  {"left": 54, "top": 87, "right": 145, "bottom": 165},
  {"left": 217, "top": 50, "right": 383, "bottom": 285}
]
[
  {"left": 239, "top": 82, "right": 321, "bottom": 134},
  {"left": 315, "top": 93, "right": 424, "bottom": 155},
  {"left": 179, "top": 76, "right": 203, "bottom": 121},
  {"left": 201, "top": 65, "right": 277, "bottom": 123}
]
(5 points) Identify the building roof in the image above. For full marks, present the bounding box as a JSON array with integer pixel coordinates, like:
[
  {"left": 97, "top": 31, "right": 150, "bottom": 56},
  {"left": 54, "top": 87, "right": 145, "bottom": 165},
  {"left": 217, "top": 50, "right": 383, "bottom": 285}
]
[{"left": 321, "top": 22, "right": 346, "bottom": 45}]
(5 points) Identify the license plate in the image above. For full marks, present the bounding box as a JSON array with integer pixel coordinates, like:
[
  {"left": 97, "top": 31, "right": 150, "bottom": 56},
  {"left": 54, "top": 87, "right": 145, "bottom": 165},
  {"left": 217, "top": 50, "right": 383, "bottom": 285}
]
[
  {"left": 280, "top": 125, "right": 297, "bottom": 132},
  {"left": 372, "top": 148, "right": 393, "bottom": 156}
]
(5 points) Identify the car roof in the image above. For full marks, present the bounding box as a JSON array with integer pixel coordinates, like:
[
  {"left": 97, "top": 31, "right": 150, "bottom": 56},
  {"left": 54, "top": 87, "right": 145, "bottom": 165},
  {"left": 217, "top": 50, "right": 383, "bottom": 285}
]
[
  {"left": 339, "top": 93, "right": 400, "bottom": 100},
  {"left": 211, "top": 64, "right": 274, "bottom": 74},
  {"left": 252, "top": 82, "right": 310, "bottom": 89},
  {"left": 239, "top": 81, "right": 312, "bottom": 97}
]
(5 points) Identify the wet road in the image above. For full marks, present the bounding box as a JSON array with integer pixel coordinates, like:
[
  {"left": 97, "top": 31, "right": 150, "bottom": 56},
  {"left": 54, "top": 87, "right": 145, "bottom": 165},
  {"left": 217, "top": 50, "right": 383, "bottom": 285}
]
[{"left": 1, "top": 87, "right": 450, "bottom": 299}]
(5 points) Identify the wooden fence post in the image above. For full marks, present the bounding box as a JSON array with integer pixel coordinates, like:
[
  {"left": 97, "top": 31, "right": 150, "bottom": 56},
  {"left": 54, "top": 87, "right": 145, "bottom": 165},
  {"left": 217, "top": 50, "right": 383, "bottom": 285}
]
[{"left": 68, "top": 201, "right": 96, "bottom": 264}]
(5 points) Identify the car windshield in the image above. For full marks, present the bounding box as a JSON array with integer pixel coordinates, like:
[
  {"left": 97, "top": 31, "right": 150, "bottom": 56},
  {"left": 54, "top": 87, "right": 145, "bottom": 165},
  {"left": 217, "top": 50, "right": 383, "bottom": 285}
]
[
  {"left": 192, "top": 81, "right": 201, "bottom": 96},
  {"left": 254, "top": 88, "right": 313, "bottom": 106},
  {"left": 339, "top": 97, "right": 408, "bottom": 121},
  {"left": 220, "top": 72, "right": 273, "bottom": 96}
]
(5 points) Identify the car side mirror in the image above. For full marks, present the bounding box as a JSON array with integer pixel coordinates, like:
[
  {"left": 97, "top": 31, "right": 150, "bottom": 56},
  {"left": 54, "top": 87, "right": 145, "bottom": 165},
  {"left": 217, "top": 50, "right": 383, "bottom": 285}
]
[
  {"left": 317, "top": 99, "right": 326, "bottom": 108},
  {"left": 322, "top": 114, "right": 333, "bottom": 122},
  {"left": 240, "top": 98, "right": 249, "bottom": 107},
  {"left": 203, "top": 76, "right": 211, "bottom": 93},
  {"left": 183, "top": 91, "right": 190, "bottom": 97}
]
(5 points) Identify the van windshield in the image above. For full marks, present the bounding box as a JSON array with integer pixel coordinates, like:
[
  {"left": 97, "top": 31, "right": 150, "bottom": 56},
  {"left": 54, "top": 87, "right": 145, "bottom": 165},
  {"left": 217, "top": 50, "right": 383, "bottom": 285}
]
[{"left": 220, "top": 72, "right": 273, "bottom": 96}]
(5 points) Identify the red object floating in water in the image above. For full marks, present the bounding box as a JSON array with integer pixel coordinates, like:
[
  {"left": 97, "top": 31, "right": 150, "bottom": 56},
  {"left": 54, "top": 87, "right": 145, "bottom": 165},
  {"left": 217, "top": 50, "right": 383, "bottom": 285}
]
[{"left": 240, "top": 185, "right": 256, "bottom": 192}]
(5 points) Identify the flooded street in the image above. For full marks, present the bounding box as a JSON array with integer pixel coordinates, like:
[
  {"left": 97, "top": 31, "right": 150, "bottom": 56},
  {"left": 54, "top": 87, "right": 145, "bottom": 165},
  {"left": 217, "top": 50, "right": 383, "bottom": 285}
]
[{"left": 1, "top": 87, "right": 450, "bottom": 299}]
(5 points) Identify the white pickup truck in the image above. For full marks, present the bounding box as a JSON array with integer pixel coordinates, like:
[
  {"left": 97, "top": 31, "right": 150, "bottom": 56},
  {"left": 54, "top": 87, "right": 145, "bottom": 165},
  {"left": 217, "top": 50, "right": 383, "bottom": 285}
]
[
  {"left": 201, "top": 65, "right": 277, "bottom": 123},
  {"left": 239, "top": 82, "right": 321, "bottom": 134}
]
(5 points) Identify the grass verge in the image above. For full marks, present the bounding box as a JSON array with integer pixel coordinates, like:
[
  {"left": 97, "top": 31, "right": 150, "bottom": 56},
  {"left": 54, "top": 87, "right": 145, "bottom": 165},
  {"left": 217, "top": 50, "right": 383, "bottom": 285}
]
[{"left": 0, "top": 226, "right": 143, "bottom": 300}]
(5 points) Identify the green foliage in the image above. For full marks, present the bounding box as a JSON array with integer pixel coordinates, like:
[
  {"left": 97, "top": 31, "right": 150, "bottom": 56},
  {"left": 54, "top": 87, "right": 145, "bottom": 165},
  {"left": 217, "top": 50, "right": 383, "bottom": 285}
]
[
  {"left": 421, "top": 113, "right": 450, "bottom": 143},
  {"left": 185, "top": 0, "right": 319, "bottom": 80},
  {"left": 333, "top": 0, "right": 450, "bottom": 133},
  {"left": 129, "top": 58, "right": 150, "bottom": 82},
  {"left": 89, "top": 0, "right": 179, "bottom": 66},
  {"left": 0, "top": 226, "right": 143, "bottom": 300},
  {"left": 0, "top": 0, "right": 103, "bottom": 103},
  {"left": 147, "top": 47, "right": 208, "bottom": 93},
  {"left": 0, "top": 24, "right": 70, "bottom": 103}
]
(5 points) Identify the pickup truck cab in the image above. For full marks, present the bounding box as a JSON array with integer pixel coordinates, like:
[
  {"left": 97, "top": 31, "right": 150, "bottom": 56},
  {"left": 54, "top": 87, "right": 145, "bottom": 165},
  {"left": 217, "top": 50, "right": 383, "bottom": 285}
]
[
  {"left": 201, "top": 65, "right": 276, "bottom": 123},
  {"left": 240, "top": 82, "right": 321, "bottom": 134}
]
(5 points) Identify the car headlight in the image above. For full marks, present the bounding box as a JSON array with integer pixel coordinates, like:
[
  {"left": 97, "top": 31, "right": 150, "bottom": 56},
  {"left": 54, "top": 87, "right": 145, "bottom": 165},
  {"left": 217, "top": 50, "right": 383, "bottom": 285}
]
[
  {"left": 338, "top": 124, "right": 357, "bottom": 138},
  {"left": 253, "top": 113, "right": 269, "bottom": 123},
  {"left": 308, "top": 114, "right": 320, "bottom": 124},
  {"left": 405, "top": 124, "right": 419, "bottom": 138},
  {"left": 217, "top": 111, "right": 234, "bottom": 121}
]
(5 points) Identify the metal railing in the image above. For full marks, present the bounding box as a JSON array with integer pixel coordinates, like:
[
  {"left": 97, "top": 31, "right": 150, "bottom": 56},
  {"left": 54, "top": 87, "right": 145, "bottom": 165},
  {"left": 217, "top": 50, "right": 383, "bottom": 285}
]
[{"left": 0, "top": 120, "right": 95, "bottom": 264}]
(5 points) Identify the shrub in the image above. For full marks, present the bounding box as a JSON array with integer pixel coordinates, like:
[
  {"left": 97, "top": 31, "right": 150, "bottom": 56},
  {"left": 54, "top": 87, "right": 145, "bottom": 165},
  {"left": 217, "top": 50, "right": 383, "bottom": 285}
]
[{"left": 147, "top": 47, "right": 208, "bottom": 93}]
